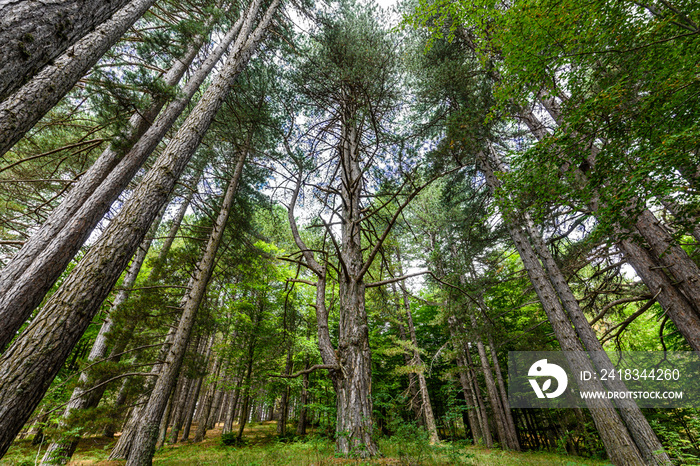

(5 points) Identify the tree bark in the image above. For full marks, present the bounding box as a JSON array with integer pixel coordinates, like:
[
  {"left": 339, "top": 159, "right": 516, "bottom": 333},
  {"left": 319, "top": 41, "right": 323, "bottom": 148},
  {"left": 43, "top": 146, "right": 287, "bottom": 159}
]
[
  {"left": 477, "top": 150, "right": 645, "bottom": 465},
  {"left": 395, "top": 270, "right": 439, "bottom": 444},
  {"left": 0, "top": 0, "right": 135, "bottom": 101},
  {"left": 40, "top": 207, "right": 165, "bottom": 465},
  {"left": 521, "top": 210, "right": 671, "bottom": 465},
  {"left": 0, "top": 10, "right": 233, "bottom": 350},
  {"left": 487, "top": 335, "right": 520, "bottom": 451},
  {"left": 0, "top": 0, "right": 278, "bottom": 453},
  {"left": 195, "top": 349, "right": 225, "bottom": 442},
  {"left": 125, "top": 145, "right": 249, "bottom": 464},
  {"left": 448, "top": 317, "right": 483, "bottom": 445},
  {"left": 0, "top": 0, "right": 156, "bottom": 156},
  {"left": 469, "top": 319, "right": 511, "bottom": 449}
]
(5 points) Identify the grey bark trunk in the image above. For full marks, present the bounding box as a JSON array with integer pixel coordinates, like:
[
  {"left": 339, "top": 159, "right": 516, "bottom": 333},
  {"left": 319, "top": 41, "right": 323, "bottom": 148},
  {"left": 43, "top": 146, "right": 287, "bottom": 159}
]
[
  {"left": 525, "top": 103, "right": 700, "bottom": 353},
  {"left": 522, "top": 211, "right": 671, "bottom": 464},
  {"left": 40, "top": 207, "right": 165, "bottom": 465},
  {"left": 477, "top": 150, "right": 645, "bottom": 465},
  {"left": 110, "top": 324, "right": 179, "bottom": 458},
  {"left": 333, "top": 107, "right": 378, "bottom": 458},
  {"left": 487, "top": 335, "right": 520, "bottom": 451},
  {"left": 0, "top": 0, "right": 133, "bottom": 101},
  {"left": 195, "top": 350, "right": 224, "bottom": 441},
  {"left": 0, "top": 0, "right": 156, "bottom": 156},
  {"left": 469, "top": 320, "right": 511, "bottom": 449},
  {"left": 447, "top": 316, "right": 483, "bottom": 444},
  {"left": 0, "top": 0, "right": 277, "bottom": 453},
  {"left": 396, "top": 273, "right": 439, "bottom": 444},
  {"left": 0, "top": 11, "right": 228, "bottom": 350},
  {"left": 125, "top": 148, "right": 248, "bottom": 464},
  {"left": 464, "top": 342, "right": 493, "bottom": 447}
]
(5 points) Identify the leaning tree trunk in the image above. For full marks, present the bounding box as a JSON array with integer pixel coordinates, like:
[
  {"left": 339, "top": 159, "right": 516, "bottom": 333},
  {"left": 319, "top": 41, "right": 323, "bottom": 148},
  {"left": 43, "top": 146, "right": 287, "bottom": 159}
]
[
  {"left": 0, "top": 11, "right": 238, "bottom": 351},
  {"left": 0, "top": 0, "right": 277, "bottom": 450},
  {"left": 125, "top": 148, "right": 249, "bottom": 465},
  {"left": 520, "top": 210, "right": 671, "bottom": 465},
  {"left": 477, "top": 150, "right": 645, "bottom": 466},
  {"left": 522, "top": 104, "right": 700, "bottom": 352},
  {"left": 0, "top": 0, "right": 135, "bottom": 101},
  {"left": 397, "top": 273, "right": 439, "bottom": 444},
  {"left": 487, "top": 335, "right": 520, "bottom": 451},
  {"left": 194, "top": 352, "right": 224, "bottom": 442},
  {"left": 40, "top": 207, "right": 165, "bottom": 465},
  {"left": 0, "top": 0, "right": 157, "bottom": 156},
  {"left": 464, "top": 342, "right": 493, "bottom": 447},
  {"left": 0, "top": 33, "right": 206, "bottom": 319}
]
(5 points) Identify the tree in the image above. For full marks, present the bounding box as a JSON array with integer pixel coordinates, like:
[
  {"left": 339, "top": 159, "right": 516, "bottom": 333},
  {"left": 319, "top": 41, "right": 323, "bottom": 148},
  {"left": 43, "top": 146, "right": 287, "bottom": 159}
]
[
  {"left": 0, "top": 0, "right": 281, "bottom": 453},
  {"left": 0, "top": 0, "right": 136, "bottom": 101}
]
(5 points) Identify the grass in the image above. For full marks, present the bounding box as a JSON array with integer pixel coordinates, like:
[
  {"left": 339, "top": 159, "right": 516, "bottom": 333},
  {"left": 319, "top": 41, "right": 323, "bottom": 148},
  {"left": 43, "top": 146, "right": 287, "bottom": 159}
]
[{"left": 1, "top": 422, "right": 612, "bottom": 466}]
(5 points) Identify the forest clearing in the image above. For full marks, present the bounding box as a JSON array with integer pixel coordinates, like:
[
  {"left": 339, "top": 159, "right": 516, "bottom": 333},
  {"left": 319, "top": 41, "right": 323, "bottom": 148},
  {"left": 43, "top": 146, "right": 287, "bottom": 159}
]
[
  {"left": 0, "top": 0, "right": 699, "bottom": 465},
  {"left": 2, "top": 421, "right": 611, "bottom": 465}
]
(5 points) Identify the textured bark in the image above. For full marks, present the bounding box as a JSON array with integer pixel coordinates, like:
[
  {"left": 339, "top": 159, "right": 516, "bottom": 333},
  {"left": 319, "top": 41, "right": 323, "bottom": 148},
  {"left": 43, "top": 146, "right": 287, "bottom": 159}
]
[
  {"left": 181, "top": 335, "right": 215, "bottom": 442},
  {"left": 0, "top": 1, "right": 273, "bottom": 446},
  {"left": 397, "top": 275, "right": 439, "bottom": 444},
  {"left": 464, "top": 343, "right": 493, "bottom": 447},
  {"left": 332, "top": 105, "right": 379, "bottom": 458},
  {"left": 195, "top": 350, "right": 224, "bottom": 442},
  {"left": 477, "top": 150, "right": 645, "bottom": 465},
  {"left": 223, "top": 387, "right": 241, "bottom": 434},
  {"left": 0, "top": 12, "right": 233, "bottom": 350},
  {"left": 125, "top": 145, "right": 250, "bottom": 465},
  {"left": 448, "top": 317, "right": 483, "bottom": 445},
  {"left": 169, "top": 375, "right": 194, "bottom": 444},
  {"left": 276, "top": 348, "right": 293, "bottom": 436},
  {"left": 109, "top": 325, "right": 178, "bottom": 458},
  {"left": 522, "top": 212, "right": 671, "bottom": 465},
  {"left": 156, "top": 386, "right": 176, "bottom": 449},
  {"left": 40, "top": 208, "right": 165, "bottom": 465},
  {"left": 487, "top": 335, "right": 520, "bottom": 451},
  {"left": 470, "top": 322, "right": 510, "bottom": 449},
  {"left": 525, "top": 103, "right": 700, "bottom": 352},
  {"left": 0, "top": 0, "right": 134, "bottom": 101},
  {"left": 0, "top": 0, "right": 156, "bottom": 156}
]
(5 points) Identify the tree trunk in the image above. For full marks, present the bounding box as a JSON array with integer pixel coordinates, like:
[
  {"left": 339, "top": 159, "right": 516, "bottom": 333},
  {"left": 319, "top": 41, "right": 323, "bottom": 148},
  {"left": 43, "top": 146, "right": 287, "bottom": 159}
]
[
  {"left": 0, "top": 0, "right": 278, "bottom": 453},
  {"left": 0, "top": 0, "right": 156, "bottom": 156},
  {"left": 224, "top": 387, "right": 241, "bottom": 434},
  {"left": 195, "top": 350, "right": 225, "bottom": 442},
  {"left": 523, "top": 103, "right": 700, "bottom": 352},
  {"left": 40, "top": 208, "right": 165, "bottom": 465},
  {"left": 487, "top": 335, "right": 520, "bottom": 451},
  {"left": 0, "top": 0, "right": 135, "bottom": 101},
  {"left": 464, "top": 344, "right": 493, "bottom": 447},
  {"left": 509, "top": 154, "right": 671, "bottom": 464},
  {"left": 125, "top": 145, "right": 249, "bottom": 463},
  {"left": 0, "top": 9, "right": 232, "bottom": 350},
  {"left": 469, "top": 322, "right": 510, "bottom": 449},
  {"left": 169, "top": 376, "right": 194, "bottom": 444},
  {"left": 110, "top": 325, "right": 179, "bottom": 458},
  {"left": 449, "top": 325, "right": 482, "bottom": 445},
  {"left": 396, "top": 271, "right": 439, "bottom": 444},
  {"left": 156, "top": 385, "right": 176, "bottom": 449},
  {"left": 296, "top": 358, "right": 310, "bottom": 436},
  {"left": 477, "top": 150, "right": 645, "bottom": 465},
  {"left": 276, "top": 349, "right": 293, "bottom": 436}
]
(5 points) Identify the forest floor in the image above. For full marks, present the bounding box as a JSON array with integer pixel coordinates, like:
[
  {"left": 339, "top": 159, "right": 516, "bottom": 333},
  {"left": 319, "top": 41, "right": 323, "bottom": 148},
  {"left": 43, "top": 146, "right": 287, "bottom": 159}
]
[{"left": 2, "top": 421, "right": 611, "bottom": 466}]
